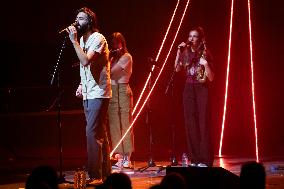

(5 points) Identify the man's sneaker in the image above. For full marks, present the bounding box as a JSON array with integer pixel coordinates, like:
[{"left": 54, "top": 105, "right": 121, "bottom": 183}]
[{"left": 197, "top": 163, "right": 208, "bottom": 167}]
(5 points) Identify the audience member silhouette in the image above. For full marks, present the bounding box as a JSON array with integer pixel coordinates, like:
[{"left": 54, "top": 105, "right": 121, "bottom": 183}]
[
  {"left": 149, "top": 184, "right": 163, "bottom": 189},
  {"left": 25, "top": 165, "right": 59, "bottom": 189},
  {"left": 240, "top": 161, "right": 266, "bottom": 189},
  {"left": 104, "top": 172, "right": 132, "bottom": 189},
  {"left": 160, "top": 172, "right": 186, "bottom": 189}
]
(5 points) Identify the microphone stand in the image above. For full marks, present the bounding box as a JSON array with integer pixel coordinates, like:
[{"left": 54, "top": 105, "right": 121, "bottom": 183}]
[
  {"left": 138, "top": 59, "right": 162, "bottom": 172},
  {"left": 50, "top": 36, "right": 67, "bottom": 183},
  {"left": 157, "top": 61, "right": 181, "bottom": 173}
]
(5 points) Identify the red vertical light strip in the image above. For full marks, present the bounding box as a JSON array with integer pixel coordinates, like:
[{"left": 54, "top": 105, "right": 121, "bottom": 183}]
[
  {"left": 248, "top": 0, "right": 259, "bottom": 162},
  {"left": 110, "top": 0, "right": 190, "bottom": 157},
  {"left": 218, "top": 0, "right": 234, "bottom": 157},
  {"left": 132, "top": 0, "right": 180, "bottom": 116}
]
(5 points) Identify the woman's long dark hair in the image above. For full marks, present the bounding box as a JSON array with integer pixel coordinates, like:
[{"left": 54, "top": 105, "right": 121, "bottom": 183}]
[
  {"left": 190, "top": 26, "right": 210, "bottom": 59},
  {"left": 109, "top": 32, "right": 128, "bottom": 63},
  {"left": 191, "top": 26, "right": 205, "bottom": 42}
]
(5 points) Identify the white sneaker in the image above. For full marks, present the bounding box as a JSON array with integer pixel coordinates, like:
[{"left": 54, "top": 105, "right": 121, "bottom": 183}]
[
  {"left": 122, "top": 159, "right": 133, "bottom": 168},
  {"left": 197, "top": 163, "right": 208, "bottom": 167},
  {"left": 112, "top": 154, "right": 123, "bottom": 170},
  {"left": 122, "top": 155, "right": 133, "bottom": 168}
]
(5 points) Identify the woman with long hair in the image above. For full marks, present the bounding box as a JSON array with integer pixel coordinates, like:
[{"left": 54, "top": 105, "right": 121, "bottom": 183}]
[
  {"left": 108, "top": 32, "right": 134, "bottom": 169},
  {"left": 175, "top": 27, "right": 214, "bottom": 167}
]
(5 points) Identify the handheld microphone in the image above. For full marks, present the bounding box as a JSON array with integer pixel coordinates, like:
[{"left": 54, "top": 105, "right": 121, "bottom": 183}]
[
  {"left": 58, "top": 22, "right": 77, "bottom": 34},
  {"left": 110, "top": 48, "right": 122, "bottom": 53},
  {"left": 147, "top": 57, "right": 160, "bottom": 68},
  {"left": 185, "top": 41, "right": 192, "bottom": 46},
  {"left": 178, "top": 41, "right": 191, "bottom": 51}
]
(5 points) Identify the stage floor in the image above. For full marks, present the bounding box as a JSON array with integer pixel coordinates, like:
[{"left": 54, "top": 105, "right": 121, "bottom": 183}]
[{"left": 1, "top": 157, "right": 284, "bottom": 189}]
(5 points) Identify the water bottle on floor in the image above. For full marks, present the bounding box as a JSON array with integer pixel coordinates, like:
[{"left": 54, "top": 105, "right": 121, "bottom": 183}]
[
  {"left": 74, "top": 168, "right": 80, "bottom": 189},
  {"left": 74, "top": 168, "right": 86, "bottom": 189},
  {"left": 181, "top": 153, "right": 188, "bottom": 167},
  {"left": 270, "top": 165, "right": 284, "bottom": 175}
]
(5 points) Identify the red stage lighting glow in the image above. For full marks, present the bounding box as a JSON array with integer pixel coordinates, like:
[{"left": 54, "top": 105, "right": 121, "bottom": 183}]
[
  {"left": 219, "top": 0, "right": 235, "bottom": 157},
  {"left": 248, "top": 0, "right": 259, "bottom": 162},
  {"left": 219, "top": 0, "right": 258, "bottom": 161}
]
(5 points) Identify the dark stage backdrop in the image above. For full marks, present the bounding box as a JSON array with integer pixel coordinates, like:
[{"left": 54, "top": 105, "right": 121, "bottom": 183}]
[{"left": 0, "top": 0, "right": 284, "bottom": 170}]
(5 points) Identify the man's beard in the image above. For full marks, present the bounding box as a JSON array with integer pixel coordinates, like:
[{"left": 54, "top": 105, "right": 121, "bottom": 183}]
[{"left": 77, "top": 23, "right": 89, "bottom": 35}]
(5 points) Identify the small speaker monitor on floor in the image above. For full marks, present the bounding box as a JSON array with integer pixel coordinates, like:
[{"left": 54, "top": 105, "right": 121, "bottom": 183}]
[{"left": 166, "top": 166, "right": 240, "bottom": 189}]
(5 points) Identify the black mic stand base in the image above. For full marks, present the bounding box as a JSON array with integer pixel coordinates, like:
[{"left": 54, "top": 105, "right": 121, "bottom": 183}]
[{"left": 138, "top": 158, "right": 163, "bottom": 172}]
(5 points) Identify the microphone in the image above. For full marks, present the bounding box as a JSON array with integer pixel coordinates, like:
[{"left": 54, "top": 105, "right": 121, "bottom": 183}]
[
  {"left": 178, "top": 41, "right": 191, "bottom": 51},
  {"left": 58, "top": 22, "right": 77, "bottom": 34},
  {"left": 110, "top": 48, "right": 122, "bottom": 53},
  {"left": 187, "top": 41, "right": 192, "bottom": 46},
  {"left": 147, "top": 57, "right": 159, "bottom": 68}
]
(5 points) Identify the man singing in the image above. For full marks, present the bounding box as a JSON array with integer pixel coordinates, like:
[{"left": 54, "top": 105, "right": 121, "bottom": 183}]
[{"left": 67, "top": 7, "right": 111, "bottom": 184}]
